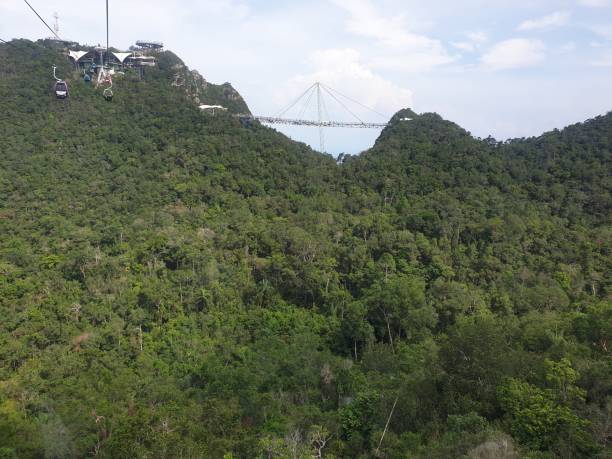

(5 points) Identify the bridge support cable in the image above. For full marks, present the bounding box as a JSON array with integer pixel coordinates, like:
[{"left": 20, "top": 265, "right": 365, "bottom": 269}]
[
  {"left": 319, "top": 84, "right": 331, "bottom": 125},
  {"left": 317, "top": 83, "right": 333, "bottom": 152},
  {"left": 249, "top": 81, "right": 394, "bottom": 151},
  {"left": 320, "top": 83, "right": 388, "bottom": 120},
  {"left": 276, "top": 82, "right": 317, "bottom": 118},
  {"left": 297, "top": 85, "right": 317, "bottom": 119},
  {"left": 319, "top": 84, "right": 365, "bottom": 125},
  {"left": 316, "top": 83, "right": 325, "bottom": 152}
]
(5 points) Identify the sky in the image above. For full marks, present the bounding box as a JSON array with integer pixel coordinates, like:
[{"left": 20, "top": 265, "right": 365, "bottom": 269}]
[{"left": 2, "top": 0, "right": 612, "bottom": 154}]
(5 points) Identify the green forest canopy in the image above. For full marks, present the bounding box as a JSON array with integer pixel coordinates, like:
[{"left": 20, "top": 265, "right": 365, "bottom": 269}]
[{"left": 0, "top": 39, "right": 610, "bottom": 458}]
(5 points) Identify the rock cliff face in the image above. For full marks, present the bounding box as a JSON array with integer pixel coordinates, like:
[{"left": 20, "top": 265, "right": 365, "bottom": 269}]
[{"left": 167, "top": 58, "right": 251, "bottom": 114}]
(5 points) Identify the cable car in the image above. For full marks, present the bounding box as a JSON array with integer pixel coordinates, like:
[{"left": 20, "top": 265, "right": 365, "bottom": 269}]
[
  {"left": 54, "top": 80, "right": 68, "bottom": 99},
  {"left": 100, "top": 70, "right": 113, "bottom": 101}
]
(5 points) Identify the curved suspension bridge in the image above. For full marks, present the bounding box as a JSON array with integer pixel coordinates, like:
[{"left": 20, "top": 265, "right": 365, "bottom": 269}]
[
  {"left": 244, "top": 82, "right": 398, "bottom": 152},
  {"left": 252, "top": 117, "right": 388, "bottom": 129}
]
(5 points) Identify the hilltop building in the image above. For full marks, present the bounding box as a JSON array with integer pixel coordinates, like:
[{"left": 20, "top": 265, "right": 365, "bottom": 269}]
[
  {"left": 67, "top": 42, "right": 159, "bottom": 71},
  {"left": 199, "top": 104, "right": 228, "bottom": 115},
  {"left": 135, "top": 40, "right": 164, "bottom": 51}
]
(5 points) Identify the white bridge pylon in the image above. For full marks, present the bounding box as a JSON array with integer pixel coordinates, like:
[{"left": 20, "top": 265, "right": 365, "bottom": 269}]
[{"left": 251, "top": 82, "right": 389, "bottom": 152}]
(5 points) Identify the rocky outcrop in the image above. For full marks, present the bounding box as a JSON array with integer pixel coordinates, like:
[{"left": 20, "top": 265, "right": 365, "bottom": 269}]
[{"left": 171, "top": 63, "right": 250, "bottom": 114}]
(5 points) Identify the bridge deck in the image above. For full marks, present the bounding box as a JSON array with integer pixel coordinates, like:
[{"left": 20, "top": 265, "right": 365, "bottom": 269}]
[{"left": 252, "top": 116, "right": 388, "bottom": 129}]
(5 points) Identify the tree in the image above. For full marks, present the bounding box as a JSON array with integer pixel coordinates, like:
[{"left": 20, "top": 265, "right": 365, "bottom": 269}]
[
  {"left": 364, "top": 274, "right": 436, "bottom": 349},
  {"left": 497, "top": 360, "right": 596, "bottom": 457}
]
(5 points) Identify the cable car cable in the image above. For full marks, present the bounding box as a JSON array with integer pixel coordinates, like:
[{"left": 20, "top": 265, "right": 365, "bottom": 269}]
[
  {"left": 0, "top": 38, "right": 19, "bottom": 48},
  {"left": 106, "top": 0, "right": 109, "bottom": 52},
  {"left": 1, "top": 37, "right": 48, "bottom": 51},
  {"left": 22, "top": 0, "right": 61, "bottom": 40}
]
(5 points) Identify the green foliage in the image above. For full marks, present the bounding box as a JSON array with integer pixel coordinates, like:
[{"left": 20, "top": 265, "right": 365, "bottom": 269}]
[
  {"left": 0, "top": 39, "right": 610, "bottom": 458},
  {"left": 498, "top": 376, "right": 595, "bottom": 456}
]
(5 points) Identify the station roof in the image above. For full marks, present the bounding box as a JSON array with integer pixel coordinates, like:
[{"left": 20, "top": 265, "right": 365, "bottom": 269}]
[
  {"left": 68, "top": 50, "right": 91, "bottom": 61},
  {"left": 68, "top": 50, "right": 152, "bottom": 64},
  {"left": 112, "top": 52, "right": 133, "bottom": 63}
]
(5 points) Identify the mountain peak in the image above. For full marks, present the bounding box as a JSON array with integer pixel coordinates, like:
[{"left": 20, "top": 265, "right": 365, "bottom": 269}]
[
  {"left": 374, "top": 108, "right": 471, "bottom": 149},
  {"left": 1, "top": 39, "right": 250, "bottom": 115}
]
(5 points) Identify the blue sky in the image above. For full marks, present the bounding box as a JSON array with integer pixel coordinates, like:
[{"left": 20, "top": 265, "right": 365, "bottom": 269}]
[{"left": 2, "top": 0, "right": 612, "bottom": 154}]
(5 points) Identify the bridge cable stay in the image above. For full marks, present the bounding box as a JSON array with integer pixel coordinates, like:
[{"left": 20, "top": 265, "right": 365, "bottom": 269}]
[
  {"left": 253, "top": 81, "right": 390, "bottom": 152},
  {"left": 316, "top": 83, "right": 325, "bottom": 152},
  {"left": 297, "top": 85, "right": 317, "bottom": 119},
  {"left": 276, "top": 82, "right": 318, "bottom": 118},
  {"left": 22, "top": 0, "right": 61, "bottom": 40},
  {"left": 320, "top": 82, "right": 388, "bottom": 120},
  {"left": 289, "top": 83, "right": 334, "bottom": 151},
  {"left": 319, "top": 85, "right": 331, "bottom": 123},
  {"left": 317, "top": 83, "right": 333, "bottom": 152},
  {"left": 256, "top": 83, "right": 388, "bottom": 129},
  {"left": 319, "top": 84, "right": 365, "bottom": 125}
]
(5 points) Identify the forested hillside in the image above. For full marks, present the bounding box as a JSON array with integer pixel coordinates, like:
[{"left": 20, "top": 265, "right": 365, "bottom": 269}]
[{"left": 0, "top": 39, "right": 610, "bottom": 459}]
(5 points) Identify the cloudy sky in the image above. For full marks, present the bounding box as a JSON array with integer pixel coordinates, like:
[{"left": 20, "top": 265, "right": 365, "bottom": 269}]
[{"left": 2, "top": 0, "right": 612, "bottom": 154}]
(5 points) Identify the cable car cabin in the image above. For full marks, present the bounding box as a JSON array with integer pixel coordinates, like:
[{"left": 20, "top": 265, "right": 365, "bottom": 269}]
[{"left": 54, "top": 80, "right": 68, "bottom": 99}]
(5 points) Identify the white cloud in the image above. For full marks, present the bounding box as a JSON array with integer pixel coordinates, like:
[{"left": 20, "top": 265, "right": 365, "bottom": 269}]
[
  {"left": 332, "top": 0, "right": 426, "bottom": 47},
  {"left": 452, "top": 31, "right": 488, "bottom": 53},
  {"left": 559, "top": 42, "right": 577, "bottom": 53},
  {"left": 482, "top": 39, "right": 546, "bottom": 70},
  {"left": 579, "top": 0, "right": 611, "bottom": 7},
  {"left": 278, "top": 48, "right": 413, "bottom": 119},
  {"left": 590, "top": 24, "right": 612, "bottom": 40},
  {"left": 517, "top": 11, "right": 571, "bottom": 31},
  {"left": 368, "top": 52, "right": 459, "bottom": 73},
  {"left": 452, "top": 41, "right": 476, "bottom": 52},
  {"left": 467, "top": 31, "right": 488, "bottom": 43},
  {"left": 591, "top": 52, "right": 612, "bottom": 66},
  {"left": 331, "top": 0, "right": 455, "bottom": 71}
]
